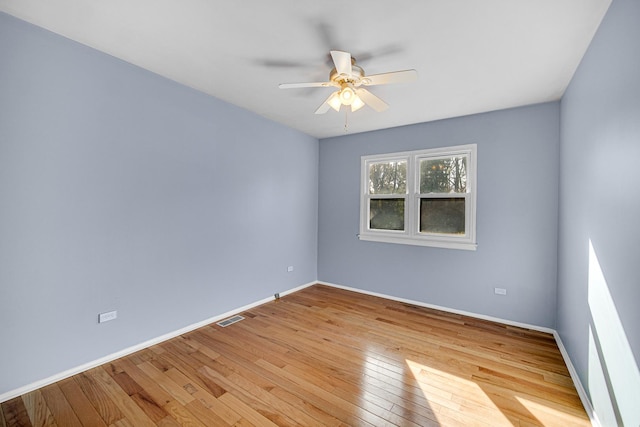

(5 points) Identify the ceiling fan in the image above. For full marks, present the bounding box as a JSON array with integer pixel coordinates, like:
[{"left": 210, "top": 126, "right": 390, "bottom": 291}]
[{"left": 279, "top": 51, "right": 418, "bottom": 114}]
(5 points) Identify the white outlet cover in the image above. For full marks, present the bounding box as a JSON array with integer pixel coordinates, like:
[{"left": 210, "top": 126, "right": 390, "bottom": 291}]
[
  {"left": 99, "top": 310, "right": 117, "bottom": 323},
  {"left": 287, "top": 266, "right": 294, "bottom": 272},
  {"left": 494, "top": 288, "right": 507, "bottom": 295}
]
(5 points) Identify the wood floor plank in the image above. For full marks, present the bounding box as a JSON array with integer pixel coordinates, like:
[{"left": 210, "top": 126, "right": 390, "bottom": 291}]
[
  {"left": 129, "top": 391, "right": 171, "bottom": 424},
  {"left": 2, "top": 397, "right": 33, "bottom": 427},
  {"left": 191, "top": 390, "right": 243, "bottom": 425},
  {"left": 162, "top": 401, "right": 207, "bottom": 427},
  {"left": 0, "top": 403, "right": 7, "bottom": 427},
  {"left": 224, "top": 366, "right": 327, "bottom": 426},
  {"left": 57, "top": 379, "right": 105, "bottom": 427},
  {"left": 21, "top": 390, "right": 56, "bottom": 427},
  {"left": 389, "top": 402, "right": 440, "bottom": 427},
  {"left": 198, "top": 365, "right": 300, "bottom": 427},
  {"left": 109, "top": 359, "right": 173, "bottom": 408},
  {"left": 183, "top": 398, "right": 231, "bottom": 426},
  {"left": 73, "top": 372, "right": 123, "bottom": 425},
  {"left": 154, "top": 415, "right": 181, "bottom": 427},
  {"left": 87, "top": 368, "right": 156, "bottom": 427},
  {"left": 179, "top": 334, "right": 222, "bottom": 360},
  {"left": 1, "top": 284, "right": 590, "bottom": 426},
  {"left": 39, "top": 384, "right": 82, "bottom": 427},
  {"left": 216, "top": 392, "right": 282, "bottom": 427},
  {"left": 255, "top": 359, "right": 379, "bottom": 426},
  {"left": 109, "top": 418, "right": 134, "bottom": 427},
  {"left": 151, "top": 342, "right": 226, "bottom": 398},
  {"left": 136, "top": 362, "right": 195, "bottom": 406},
  {"left": 268, "top": 387, "right": 346, "bottom": 427}
]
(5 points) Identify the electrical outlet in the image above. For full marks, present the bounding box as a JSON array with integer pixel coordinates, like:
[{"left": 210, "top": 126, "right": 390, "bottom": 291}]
[
  {"left": 99, "top": 310, "right": 117, "bottom": 323},
  {"left": 494, "top": 288, "right": 507, "bottom": 295},
  {"left": 287, "top": 266, "right": 294, "bottom": 272}
]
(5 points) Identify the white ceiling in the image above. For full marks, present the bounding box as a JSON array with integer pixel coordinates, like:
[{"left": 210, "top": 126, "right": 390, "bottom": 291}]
[{"left": 0, "top": 0, "right": 611, "bottom": 139}]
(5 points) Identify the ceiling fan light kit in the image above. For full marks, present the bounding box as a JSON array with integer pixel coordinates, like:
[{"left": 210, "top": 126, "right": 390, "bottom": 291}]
[
  {"left": 327, "top": 92, "right": 342, "bottom": 111},
  {"left": 279, "top": 50, "right": 417, "bottom": 115},
  {"left": 339, "top": 84, "right": 356, "bottom": 105},
  {"left": 350, "top": 94, "right": 365, "bottom": 112}
]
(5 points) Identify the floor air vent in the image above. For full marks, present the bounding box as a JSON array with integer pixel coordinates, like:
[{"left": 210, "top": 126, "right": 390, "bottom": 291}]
[{"left": 216, "top": 315, "right": 245, "bottom": 327}]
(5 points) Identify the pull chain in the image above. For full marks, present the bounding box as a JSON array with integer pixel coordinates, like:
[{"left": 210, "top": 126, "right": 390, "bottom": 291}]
[{"left": 344, "top": 109, "right": 349, "bottom": 133}]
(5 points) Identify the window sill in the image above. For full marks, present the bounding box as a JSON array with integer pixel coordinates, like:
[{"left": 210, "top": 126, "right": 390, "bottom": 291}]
[{"left": 358, "top": 233, "right": 477, "bottom": 251}]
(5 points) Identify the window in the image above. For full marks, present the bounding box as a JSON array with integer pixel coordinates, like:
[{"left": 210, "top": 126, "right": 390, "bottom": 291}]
[{"left": 359, "top": 144, "right": 477, "bottom": 250}]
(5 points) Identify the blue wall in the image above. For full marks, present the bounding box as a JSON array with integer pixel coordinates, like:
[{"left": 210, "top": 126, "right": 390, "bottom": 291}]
[
  {"left": 558, "top": 0, "right": 640, "bottom": 424},
  {"left": 0, "top": 12, "right": 318, "bottom": 396},
  {"left": 318, "top": 103, "right": 560, "bottom": 328}
]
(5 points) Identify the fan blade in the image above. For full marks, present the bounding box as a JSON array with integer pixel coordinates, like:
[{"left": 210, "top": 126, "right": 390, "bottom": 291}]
[
  {"left": 355, "top": 44, "right": 403, "bottom": 63},
  {"left": 356, "top": 88, "right": 389, "bottom": 112},
  {"left": 315, "top": 101, "right": 331, "bottom": 115},
  {"left": 315, "top": 92, "right": 339, "bottom": 114},
  {"left": 279, "top": 82, "right": 335, "bottom": 89},
  {"left": 255, "top": 58, "right": 310, "bottom": 68},
  {"left": 314, "top": 20, "right": 339, "bottom": 53},
  {"left": 362, "top": 69, "right": 418, "bottom": 86},
  {"left": 330, "top": 50, "right": 352, "bottom": 76}
]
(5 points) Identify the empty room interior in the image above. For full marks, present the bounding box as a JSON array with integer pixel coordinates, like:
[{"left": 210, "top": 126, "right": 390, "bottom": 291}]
[{"left": 1, "top": 1, "right": 638, "bottom": 426}]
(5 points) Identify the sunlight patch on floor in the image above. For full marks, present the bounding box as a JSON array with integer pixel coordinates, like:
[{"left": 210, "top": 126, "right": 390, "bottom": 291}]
[
  {"left": 405, "top": 358, "right": 514, "bottom": 426},
  {"left": 515, "top": 395, "right": 590, "bottom": 426}
]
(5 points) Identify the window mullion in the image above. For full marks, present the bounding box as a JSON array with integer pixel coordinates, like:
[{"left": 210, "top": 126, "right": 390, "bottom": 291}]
[{"left": 405, "top": 155, "right": 414, "bottom": 237}]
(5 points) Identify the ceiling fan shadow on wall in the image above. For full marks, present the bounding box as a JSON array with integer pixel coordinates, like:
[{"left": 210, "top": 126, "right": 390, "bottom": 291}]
[{"left": 279, "top": 50, "right": 417, "bottom": 114}]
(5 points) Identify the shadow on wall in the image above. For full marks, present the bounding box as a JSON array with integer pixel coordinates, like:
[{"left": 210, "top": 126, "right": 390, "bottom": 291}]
[{"left": 587, "top": 239, "right": 640, "bottom": 426}]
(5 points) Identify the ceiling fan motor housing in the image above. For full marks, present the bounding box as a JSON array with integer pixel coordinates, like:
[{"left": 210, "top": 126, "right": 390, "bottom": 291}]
[{"left": 330, "top": 63, "right": 365, "bottom": 85}]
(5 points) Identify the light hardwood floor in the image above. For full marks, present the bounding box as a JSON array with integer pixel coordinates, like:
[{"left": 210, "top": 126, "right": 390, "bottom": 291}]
[{"left": 1, "top": 284, "right": 590, "bottom": 426}]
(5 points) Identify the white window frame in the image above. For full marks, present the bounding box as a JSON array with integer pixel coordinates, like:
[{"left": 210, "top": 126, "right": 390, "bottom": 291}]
[{"left": 359, "top": 144, "right": 477, "bottom": 250}]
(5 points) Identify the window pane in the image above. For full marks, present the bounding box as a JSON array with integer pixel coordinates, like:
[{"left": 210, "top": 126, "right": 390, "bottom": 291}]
[
  {"left": 370, "top": 198, "right": 404, "bottom": 230},
  {"left": 369, "top": 161, "right": 406, "bottom": 194},
  {"left": 420, "top": 156, "right": 467, "bottom": 193},
  {"left": 420, "top": 198, "right": 465, "bottom": 234}
]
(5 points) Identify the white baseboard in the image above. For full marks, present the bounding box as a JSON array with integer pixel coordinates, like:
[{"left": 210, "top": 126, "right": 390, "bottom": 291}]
[
  {"left": 553, "top": 331, "right": 601, "bottom": 427},
  {"left": 278, "top": 280, "right": 315, "bottom": 297},
  {"left": 317, "top": 280, "right": 555, "bottom": 334},
  {"left": 0, "top": 281, "right": 316, "bottom": 404}
]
